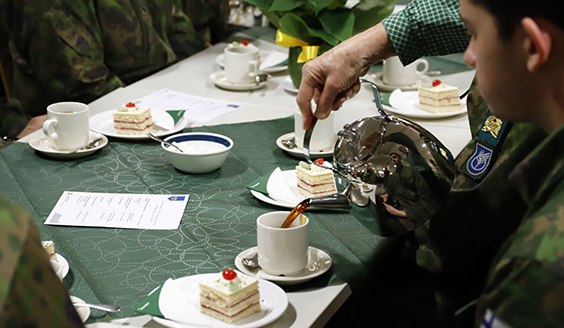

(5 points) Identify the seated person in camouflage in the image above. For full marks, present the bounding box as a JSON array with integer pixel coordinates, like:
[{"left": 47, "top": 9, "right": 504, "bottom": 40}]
[
  {"left": 299, "top": 0, "right": 547, "bottom": 327},
  {"left": 460, "top": 0, "right": 564, "bottom": 326},
  {"left": 0, "top": 98, "right": 47, "bottom": 148},
  {"left": 0, "top": 0, "right": 206, "bottom": 118},
  {"left": 0, "top": 194, "right": 84, "bottom": 327}
]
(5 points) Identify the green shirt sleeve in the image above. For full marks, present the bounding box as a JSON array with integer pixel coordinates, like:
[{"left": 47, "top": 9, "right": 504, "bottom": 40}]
[{"left": 382, "top": 0, "right": 470, "bottom": 64}]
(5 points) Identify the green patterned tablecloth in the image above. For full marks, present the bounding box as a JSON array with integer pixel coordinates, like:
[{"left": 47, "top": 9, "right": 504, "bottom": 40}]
[{"left": 0, "top": 117, "right": 385, "bottom": 323}]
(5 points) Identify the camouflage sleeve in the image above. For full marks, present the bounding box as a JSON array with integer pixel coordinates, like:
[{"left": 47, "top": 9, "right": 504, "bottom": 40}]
[
  {"left": 0, "top": 194, "right": 84, "bottom": 327},
  {"left": 167, "top": 0, "right": 206, "bottom": 59},
  {"left": 478, "top": 257, "right": 564, "bottom": 327},
  {"left": 28, "top": 4, "right": 125, "bottom": 105},
  {"left": 0, "top": 98, "right": 28, "bottom": 138}
]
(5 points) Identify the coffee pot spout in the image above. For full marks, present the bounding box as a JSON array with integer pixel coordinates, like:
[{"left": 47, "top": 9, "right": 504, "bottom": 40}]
[{"left": 307, "top": 183, "right": 353, "bottom": 210}]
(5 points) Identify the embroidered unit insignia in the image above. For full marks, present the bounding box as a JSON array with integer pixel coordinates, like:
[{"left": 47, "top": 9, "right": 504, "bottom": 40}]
[
  {"left": 440, "top": 148, "right": 448, "bottom": 159},
  {"left": 481, "top": 116, "right": 503, "bottom": 139},
  {"left": 467, "top": 143, "right": 493, "bottom": 176},
  {"left": 480, "top": 309, "right": 510, "bottom": 328}
]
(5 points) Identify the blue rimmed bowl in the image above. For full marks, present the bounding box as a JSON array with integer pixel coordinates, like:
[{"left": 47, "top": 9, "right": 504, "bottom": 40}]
[{"left": 162, "top": 132, "right": 234, "bottom": 174}]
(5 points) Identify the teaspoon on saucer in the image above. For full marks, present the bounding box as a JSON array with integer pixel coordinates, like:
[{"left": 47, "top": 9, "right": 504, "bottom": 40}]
[
  {"left": 63, "top": 137, "right": 103, "bottom": 154},
  {"left": 242, "top": 252, "right": 260, "bottom": 270},
  {"left": 281, "top": 136, "right": 297, "bottom": 149},
  {"left": 255, "top": 73, "right": 269, "bottom": 85}
]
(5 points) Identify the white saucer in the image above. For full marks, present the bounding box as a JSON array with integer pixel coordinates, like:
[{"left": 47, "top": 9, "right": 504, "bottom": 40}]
[
  {"left": 70, "top": 296, "right": 90, "bottom": 322},
  {"left": 280, "top": 77, "right": 298, "bottom": 94},
  {"left": 384, "top": 89, "right": 468, "bottom": 119},
  {"left": 30, "top": 131, "right": 108, "bottom": 160},
  {"left": 276, "top": 132, "right": 334, "bottom": 160},
  {"left": 216, "top": 50, "right": 288, "bottom": 73},
  {"left": 251, "top": 190, "right": 297, "bottom": 209},
  {"left": 235, "top": 247, "right": 332, "bottom": 285},
  {"left": 369, "top": 72, "right": 432, "bottom": 92},
  {"left": 210, "top": 71, "right": 271, "bottom": 91},
  {"left": 90, "top": 109, "right": 188, "bottom": 140}
]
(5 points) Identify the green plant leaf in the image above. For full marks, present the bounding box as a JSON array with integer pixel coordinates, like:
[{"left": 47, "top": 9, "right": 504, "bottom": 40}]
[
  {"left": 245, "top": 0, "right": 397, "bottom": 50},
  {"left": 352, "top": 0, "right": 396, "bottom": 35},
  {"left": 279, "top": 13, "right": 323, "bottom": 45},
  {"left": 262, "top": 11, "right": 283, "bottom": 28},
  {"left": 310, "top": 27, "right": 340, "bottom": 46},
  {"left": 319, "top": 8, "right": 354, "bottom": 42},
  {"left": 306, "top": 0, "right": 336, "bottom": 15},
  {"left": 269, "top": 0, "right": 309, "bottom": 12},
  {"left": 288, "top": 47, "right": 304, "bottom": 89},
  {"left": 325, "top": 0, "right": 348, "bottom": 10}
]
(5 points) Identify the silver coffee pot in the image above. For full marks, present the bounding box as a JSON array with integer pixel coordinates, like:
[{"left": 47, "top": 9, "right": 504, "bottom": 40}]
[{"left": 304, "top": 81, "right": 456, "bottom": 236}]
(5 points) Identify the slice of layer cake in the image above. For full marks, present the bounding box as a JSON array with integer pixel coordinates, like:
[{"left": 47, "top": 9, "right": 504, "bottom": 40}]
[
  {"left": 42, "top": 240, "right": 58, "bottom": 261},
  {"left": 113, "top": 102, "right": 154, "bottom": 135},
  {"left": 296, "top": 159, "right": 337, "bottom": 198},
  {"left": 417, "top": 80, "right": 461, "bottom": 113},
  {"left": 199, "top": 269, "right": 260, "bottom": 323}
]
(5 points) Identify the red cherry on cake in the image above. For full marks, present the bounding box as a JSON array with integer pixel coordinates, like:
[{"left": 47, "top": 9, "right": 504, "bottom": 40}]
[
  {"left": 222, "top": 269, "right": 237, "bottom": 280},
  {"left": 432, "top": 80, "right": 441, "bottom": 87},
  {"left": 241, "top": 40, "right": 249, "bottom": 46},
  {"left": 314, "top": 158, "right": 324, "bottom": 165},
  {"left": 125, "top": 102, "right": 136, "bottom": 107}
]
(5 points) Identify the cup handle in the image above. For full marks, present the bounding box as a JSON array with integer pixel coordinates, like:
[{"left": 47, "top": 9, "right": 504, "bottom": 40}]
[
  {"left": 414, "top": 59, "right": 429, "bottom": 75},
  {"left": 43, "top": 119, "right": 59, "bottom": 139},
  {"left": 248, "top": 60, "right": 259, "bottom": 78}
]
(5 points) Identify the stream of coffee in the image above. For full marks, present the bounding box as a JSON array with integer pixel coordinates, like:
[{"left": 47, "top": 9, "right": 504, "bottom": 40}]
[{"left": 280, "top": 199, "right": 309, "bottom": 228}]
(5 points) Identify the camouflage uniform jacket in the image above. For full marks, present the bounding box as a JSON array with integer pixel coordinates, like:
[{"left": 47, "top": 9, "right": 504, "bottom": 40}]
[
  {"left": 475, "top": 124, "right": 564, "bottom": 327},
  {"left": 0, "top": 98, "right": 27, "bottom": 142},
  {"left": 382, "top": 0, "right": 548, "bottom": 324},
  {"left": 415, "top": 86, "right": 548, "bottom": 312},
  {"left": 0, "top": 0, "right": 206, "bottom": 117},
  {"left": 0, "top": 194, "right": 84, "bottom": 327}
]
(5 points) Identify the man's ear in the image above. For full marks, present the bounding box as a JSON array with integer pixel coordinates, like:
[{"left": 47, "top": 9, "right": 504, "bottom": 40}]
[{"left": 521, "top": 17, "right": 551, "bottom": 72}]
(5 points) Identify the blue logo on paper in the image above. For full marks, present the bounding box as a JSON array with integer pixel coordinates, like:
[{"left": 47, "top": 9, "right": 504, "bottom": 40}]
[
  {"left": 168, "top": 196, "right": 185, "bottom": 201},
  {"left": 467, "top": 143, "right": 492, "bottom": 176}
]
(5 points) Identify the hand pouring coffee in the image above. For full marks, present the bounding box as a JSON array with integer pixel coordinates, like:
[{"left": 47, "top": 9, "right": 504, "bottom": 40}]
[{"left": 285, "top": 79, "right": 456, "bottom": 236}]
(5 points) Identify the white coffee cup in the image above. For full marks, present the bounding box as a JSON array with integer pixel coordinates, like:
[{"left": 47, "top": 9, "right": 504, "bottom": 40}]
[
  {"left": 294, "top": 107, "right": 335, "bottom": 152},
  {"left": 383, "top": 56, "right": 429, "bottom": 86},
  {"left": 224, "top": 46, "right": 260, "bottom": 84},
  {"left": 43, "top": 102, "right": 89, "bottom": 151},
  {"left": 257, "top": 211, "right": 309, "bottom": 276},
  {"left": 50, "top": 260, "right": 64, "bottom": 281}
]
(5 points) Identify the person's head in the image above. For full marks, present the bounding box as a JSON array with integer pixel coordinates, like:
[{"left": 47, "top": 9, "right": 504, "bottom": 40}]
[
  {"left": 390, "top": 152, "right": 402, "bottom": 166},
  {"left": 468, "top": 0, "right": 564, "bottom": 40},
  {"left": 461, "top": 0, "right": 564, "bottom": 132}
]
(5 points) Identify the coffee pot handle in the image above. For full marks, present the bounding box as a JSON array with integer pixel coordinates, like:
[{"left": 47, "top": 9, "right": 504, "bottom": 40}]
[{"left": 359, "top": 78, "right": 390, "bottom": 120}]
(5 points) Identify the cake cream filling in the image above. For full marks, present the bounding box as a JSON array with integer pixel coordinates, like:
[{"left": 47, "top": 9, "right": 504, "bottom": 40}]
[
  {"left": 114, "top": 123, "right": 154, "bottom": 131},
  {"left": 113, "top": 116, "right": 153, "bottom": 124},
  {"left": 199, "top": 289, "right": 259, "bottom": 309},
  {"left": 200, "top": 302, "right": 261, "bottom": 323}
]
